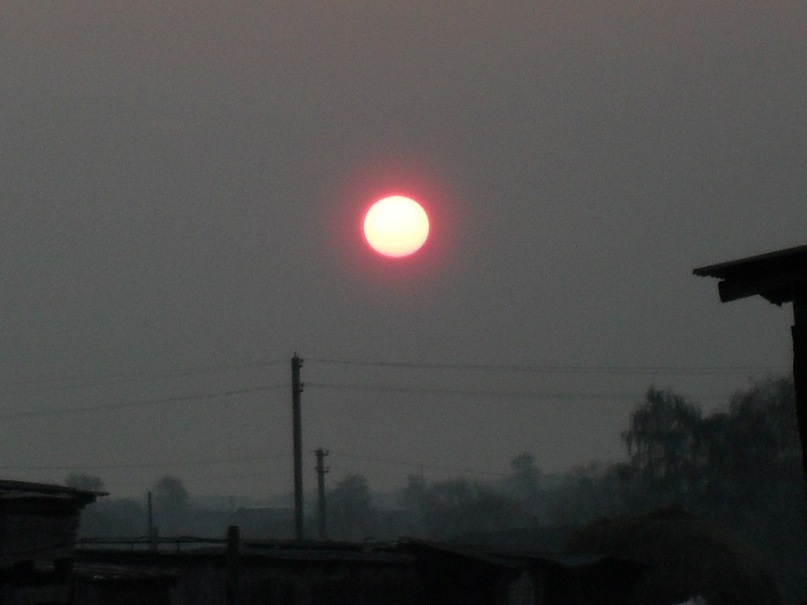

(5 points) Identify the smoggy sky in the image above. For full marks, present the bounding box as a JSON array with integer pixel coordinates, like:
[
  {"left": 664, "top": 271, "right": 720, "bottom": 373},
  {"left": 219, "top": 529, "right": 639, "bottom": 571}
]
[{"left": 1, "top": 3, "right": 805, "bottom": 502}]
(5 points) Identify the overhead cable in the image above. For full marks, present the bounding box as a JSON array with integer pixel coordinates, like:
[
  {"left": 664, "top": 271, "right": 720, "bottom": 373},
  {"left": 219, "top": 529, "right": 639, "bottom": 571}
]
[
  {"left": 306, "top": 357, "right": 785, "bottom": 375},
  {"left": 330, "top": 451, "right": 509, "bottom": 477},
  {"left": 0, "top": 452, "right": 290, "bottom": 472},
  {"left": 0, "top": 359, "right": 288, "bottom": 394},
  {"left": 0, "top": 384, "right": 287, "bottom": 421},
  {"left": 305, "top": 382, "right": 724, "bottom": 403}
]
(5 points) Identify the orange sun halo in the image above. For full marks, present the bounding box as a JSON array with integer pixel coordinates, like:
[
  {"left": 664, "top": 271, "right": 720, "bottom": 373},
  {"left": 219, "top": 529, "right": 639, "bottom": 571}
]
[{"left": 362, "top": 196, "right": 430, "bottom": 258}]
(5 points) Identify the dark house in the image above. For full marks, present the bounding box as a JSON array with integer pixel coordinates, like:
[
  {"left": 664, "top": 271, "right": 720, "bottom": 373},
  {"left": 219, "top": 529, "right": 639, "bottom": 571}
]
[
  {"left": 73, "top": 563, "right": 177, "bottom": 605},
  {"left": 75, "top": 539, "right": 419, "bottom": 605},
  {"left": 404, "top": 540, "right": 644, "bottom": 605},
  {"left": 73, "top": 535, "right": 644, "bottom": 605},
  {"left": 0, "top": 479, "right": 100, "bottom": 603}
]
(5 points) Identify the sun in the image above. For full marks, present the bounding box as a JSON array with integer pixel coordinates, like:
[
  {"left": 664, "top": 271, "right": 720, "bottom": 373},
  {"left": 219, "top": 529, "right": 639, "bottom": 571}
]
[{"left": 363, "top": 195, "right": 430, "bottom": 258}]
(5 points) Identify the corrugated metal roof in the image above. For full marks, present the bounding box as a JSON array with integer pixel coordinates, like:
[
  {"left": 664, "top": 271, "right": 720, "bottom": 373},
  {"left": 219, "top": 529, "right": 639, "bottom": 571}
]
[
  {"left": 75, "top": 562, "right": 179, "bottom": 582},
  {"left": 400, "top": 539, "right": 645, "bottom": 572},
  {"left": 77, "top": 541, "right": 415, "bottom": 567},
  {"left": 77, "top": 538, "right": 644, "bottom": 571}
]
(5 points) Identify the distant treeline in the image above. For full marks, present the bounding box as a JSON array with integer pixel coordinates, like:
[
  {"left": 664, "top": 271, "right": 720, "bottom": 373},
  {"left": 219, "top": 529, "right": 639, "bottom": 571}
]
[{"left": 72, "top": 375, "right": 806, "bottom": 603}]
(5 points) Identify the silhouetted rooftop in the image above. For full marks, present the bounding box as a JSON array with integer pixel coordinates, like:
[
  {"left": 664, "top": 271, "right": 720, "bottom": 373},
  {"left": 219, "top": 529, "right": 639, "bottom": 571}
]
[
  {"left": 693, "top": 243, "right": 807, "bottom": 305},
  {"left": 0, "top": 479, "right": 104, "bottom": 502}
]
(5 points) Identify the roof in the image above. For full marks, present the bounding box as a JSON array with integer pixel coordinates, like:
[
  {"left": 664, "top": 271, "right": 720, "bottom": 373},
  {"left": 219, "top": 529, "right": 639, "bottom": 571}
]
[
  {"left": 77, "top": 541, "right": 414, "bottom": 568},
  {"left": 400, "top": 539, "right": 645, "bottom": 573},
  {"left": 0, "top": 479, "right": 103, "bottom": 505},
  {"left": 75, "top": 562, "right": 179, "bottom": 584},
  {"left": 693, "top": 243, "right": 807, "bottom": 305}
]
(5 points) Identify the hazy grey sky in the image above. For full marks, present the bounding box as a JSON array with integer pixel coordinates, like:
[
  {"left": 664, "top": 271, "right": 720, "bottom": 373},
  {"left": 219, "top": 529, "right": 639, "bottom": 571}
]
[{"left": 1, "top": 3, "right": 805, "bottom": 500}]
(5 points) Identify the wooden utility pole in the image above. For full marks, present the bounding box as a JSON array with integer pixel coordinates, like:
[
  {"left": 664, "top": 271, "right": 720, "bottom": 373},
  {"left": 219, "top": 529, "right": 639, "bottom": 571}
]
[
  {"left": 226, "top": 525, "right": 240, "bottom": 605},
  {"left": 315, "top": 448, "right": 329, "bottom": 540},
  {"left": 291, "top": 354, "right": 304, "bottom": 540},
  {"left": 792, "top": 285, "right": 807, "bottom": 488},
  {"left": 147, "top": 491, "right": 157, "bottom": 552}
]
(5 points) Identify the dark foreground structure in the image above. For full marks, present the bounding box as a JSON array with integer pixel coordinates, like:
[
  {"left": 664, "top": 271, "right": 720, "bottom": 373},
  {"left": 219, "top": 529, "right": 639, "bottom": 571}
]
[
  {"left": 72, "top": 536, "right": 644, "bottom": 605},
  {"left": 694, "top": 243, "right": 807, "bottom": 491},
  {"left": 0, "top": 479, "right": 100, "bottom": 604},
  {"left": 568, "top": 508, "right": 780, "bottom": 605},
  {"left": 0, "top": 477, "right": 644, "bottom": 605}
]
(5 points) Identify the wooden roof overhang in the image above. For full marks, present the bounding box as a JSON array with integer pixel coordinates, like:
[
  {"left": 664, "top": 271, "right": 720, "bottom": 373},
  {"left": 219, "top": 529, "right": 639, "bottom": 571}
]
[{"left": 693, "top": 243, "right": 807, "bottom": 306}]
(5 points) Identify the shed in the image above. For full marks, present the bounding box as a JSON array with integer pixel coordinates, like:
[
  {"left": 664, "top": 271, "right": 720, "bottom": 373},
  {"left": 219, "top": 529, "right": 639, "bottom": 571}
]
[
  {"left": 0, "top": 478, "right": 101, "bottom": 603},
  {"left": 402, "top": 539, "right": 645, "bottom": 605}
]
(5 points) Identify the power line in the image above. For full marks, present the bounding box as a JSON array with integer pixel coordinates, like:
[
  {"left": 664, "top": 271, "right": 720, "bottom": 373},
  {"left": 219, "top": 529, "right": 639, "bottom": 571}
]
[
  {"left": 305, "top": 382, "right": 725, "bottom": 404},
  {"left": 99, "top": 469, "right": 294, "bottom": 491},
  {"left": 306, "top": 357, "right": 787, "bottom": 375},
  {"left": 2, "top": 356, "right": 784, "bottom": 398},
  {"left": 192, "top": 469, "right": 293, "bottom": 484},
  {"left": 307, "top": 382, "right": 632, "bottom": 400},
  {"left": 330, "top": 452, "right": 509, "bottom": 477},
  {"left": 0, "top": 359, "right": 288, "bottom": 395},
  {"left": 0, "top": 453, "right": 290, "bottom": 472},
  {"left": 0, "top": 384, "right": 288, "bottom": 421}
]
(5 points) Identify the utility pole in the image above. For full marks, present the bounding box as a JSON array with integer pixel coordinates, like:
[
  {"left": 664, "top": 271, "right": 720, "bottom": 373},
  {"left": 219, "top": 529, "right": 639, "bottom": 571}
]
[
  {"left": 291, "top": 353, "right": 304, "bottom": 540},
  {"left": 226, "top": 525, "right": 240, "bottom": 605},
  {"left": 793, "top": 285, "right": 807, "bottom": 492},
  {"left": 147, "top": 491, "right": 157, "bottom": 552},
  {"left": 315, "top": 448, "right": 329, "bottom": 540}
]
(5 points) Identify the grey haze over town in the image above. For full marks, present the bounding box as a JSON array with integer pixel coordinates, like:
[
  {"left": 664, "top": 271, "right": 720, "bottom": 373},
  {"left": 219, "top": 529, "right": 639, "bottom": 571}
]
[{"left": 1, "top": 3, "right": 805, "bottom": 502}]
